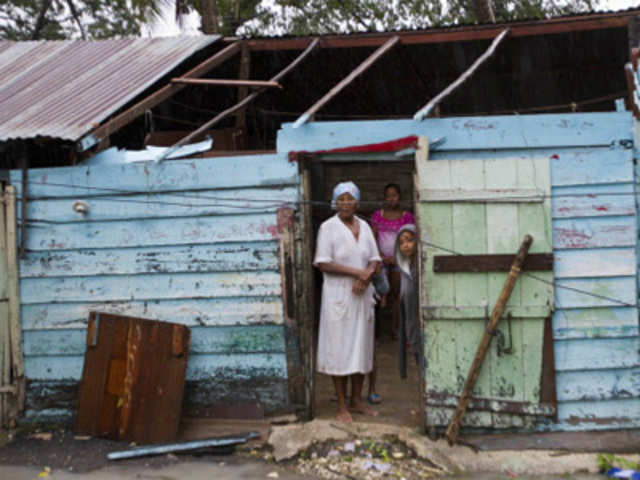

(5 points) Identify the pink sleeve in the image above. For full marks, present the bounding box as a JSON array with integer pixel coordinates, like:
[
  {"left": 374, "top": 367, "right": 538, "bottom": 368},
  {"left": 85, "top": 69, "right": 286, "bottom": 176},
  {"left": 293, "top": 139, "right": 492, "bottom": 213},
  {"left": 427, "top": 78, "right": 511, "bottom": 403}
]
[
  {"left": 371, "top": 210, "right": 382, "bottom": 227},
  {"left": 403, "top": 211, "right": 415, "bottom": 225}
]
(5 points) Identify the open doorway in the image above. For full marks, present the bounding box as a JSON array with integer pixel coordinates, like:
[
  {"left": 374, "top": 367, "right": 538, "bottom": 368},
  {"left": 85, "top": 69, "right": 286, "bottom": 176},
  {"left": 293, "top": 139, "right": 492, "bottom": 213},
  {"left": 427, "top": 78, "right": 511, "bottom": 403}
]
[{"left": 301, "top": 152, "right": 423, "bottom": 428}]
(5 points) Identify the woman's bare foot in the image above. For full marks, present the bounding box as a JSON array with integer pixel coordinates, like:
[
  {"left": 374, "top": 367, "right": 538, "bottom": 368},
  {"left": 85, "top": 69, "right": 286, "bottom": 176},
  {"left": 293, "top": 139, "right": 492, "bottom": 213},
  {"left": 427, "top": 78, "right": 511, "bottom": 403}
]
[{"left": 336, "top": 407, "right": 354, "bottom": 423}]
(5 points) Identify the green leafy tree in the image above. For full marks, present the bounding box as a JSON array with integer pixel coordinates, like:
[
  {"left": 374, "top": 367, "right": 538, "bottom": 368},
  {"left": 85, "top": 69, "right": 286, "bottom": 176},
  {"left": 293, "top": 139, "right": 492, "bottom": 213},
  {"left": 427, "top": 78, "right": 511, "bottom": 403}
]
[
  {"left": 238, "top": 0, "right": 601, "bottom": 36},
  {"left": 0, "top": 0, "right": 158, "bottom": 40}
]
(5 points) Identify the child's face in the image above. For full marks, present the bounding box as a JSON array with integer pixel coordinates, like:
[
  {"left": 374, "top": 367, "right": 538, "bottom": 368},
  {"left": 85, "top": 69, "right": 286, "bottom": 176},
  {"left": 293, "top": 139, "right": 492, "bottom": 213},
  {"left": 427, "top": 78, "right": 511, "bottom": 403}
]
[
  {"left": 398, "top": 231, "right": 417, "bottom": 258},
  {"left": 384, "top": 187, "right": 400, "bottom": 208}
]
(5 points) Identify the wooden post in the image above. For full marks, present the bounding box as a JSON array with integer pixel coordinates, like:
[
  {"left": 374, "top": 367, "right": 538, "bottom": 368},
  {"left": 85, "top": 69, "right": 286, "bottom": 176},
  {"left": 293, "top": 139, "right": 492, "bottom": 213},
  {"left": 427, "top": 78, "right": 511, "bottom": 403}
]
[
  {"left": 0, "top": 188, "right": 8, "bottom": 426},
  {"left": 5, "top": 185, "right": 25, "bottom": 419},
  {"left": 444, "top": 234, "right": 533, "bottom": 445},
  {"left": 235, "top": 43, "right": 252, "bottom": 139}
]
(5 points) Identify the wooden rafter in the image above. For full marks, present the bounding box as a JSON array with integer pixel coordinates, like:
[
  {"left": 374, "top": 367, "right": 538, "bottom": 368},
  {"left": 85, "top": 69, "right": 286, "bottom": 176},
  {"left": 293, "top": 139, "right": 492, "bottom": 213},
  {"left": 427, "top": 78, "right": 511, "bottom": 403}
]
[
  {"left": 413, "top": 28, "right": 510, "bottom": 121},
  {"left": 170, "top": 78, "right": 282, "bottom": 89},
  {"left": 78, "top": 41, "right": 242, "bottom": 152},
  {"left": 292, "top": 36, "right": 400, "bottom": 128},
  {"left": 157, "top": 38, "right": 320, "bottom": 162}
]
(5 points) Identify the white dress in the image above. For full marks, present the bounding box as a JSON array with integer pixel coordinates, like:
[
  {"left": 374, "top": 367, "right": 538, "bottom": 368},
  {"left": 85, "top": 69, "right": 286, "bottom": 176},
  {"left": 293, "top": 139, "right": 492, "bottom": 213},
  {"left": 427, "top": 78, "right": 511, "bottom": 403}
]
[{"left": 313, "top": 214, "right": 381, "bottom": 375}]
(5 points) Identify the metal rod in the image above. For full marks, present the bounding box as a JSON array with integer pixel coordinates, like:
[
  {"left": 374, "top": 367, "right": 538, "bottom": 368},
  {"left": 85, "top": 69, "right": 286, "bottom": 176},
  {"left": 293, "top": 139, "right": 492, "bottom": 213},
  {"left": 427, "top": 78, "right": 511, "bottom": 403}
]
[
  {"left": 107, "top": 432, "right": 260, "bottom": 460},
  {"left": 444, "top": 234, "right": 533, "bottom": 445},
  {"left": 293, "top": 36, "right": 400, "bottom": 128},
  {"left": 170, "top": 78, "right": 282, "bottom": 89},
  {"left": 158, "top": 38, "right": 320, "bottom": 162},
  {"left": 413, "top": 28, "right": 510, "bottom": 121}
]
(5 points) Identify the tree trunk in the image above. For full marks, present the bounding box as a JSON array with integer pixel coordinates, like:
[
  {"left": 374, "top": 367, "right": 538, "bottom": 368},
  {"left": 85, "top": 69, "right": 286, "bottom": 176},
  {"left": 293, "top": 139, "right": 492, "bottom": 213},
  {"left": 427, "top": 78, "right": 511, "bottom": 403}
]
[
  {"left": 472, "top": 0, "right": 495, "bottom": 23},
  {"left": 201, "top": 0, "right": 219, "bottom": 34}
]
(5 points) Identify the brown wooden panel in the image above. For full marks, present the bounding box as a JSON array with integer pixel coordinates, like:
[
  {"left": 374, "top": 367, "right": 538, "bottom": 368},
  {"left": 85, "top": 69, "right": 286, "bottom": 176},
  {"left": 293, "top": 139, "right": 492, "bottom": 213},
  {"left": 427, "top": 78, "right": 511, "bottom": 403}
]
[
  {"left": 75, "top": 312, "right": 190, "bottom": 444},
  {"left": 433, "top": 253, "right": 554, "bottom": 273}
]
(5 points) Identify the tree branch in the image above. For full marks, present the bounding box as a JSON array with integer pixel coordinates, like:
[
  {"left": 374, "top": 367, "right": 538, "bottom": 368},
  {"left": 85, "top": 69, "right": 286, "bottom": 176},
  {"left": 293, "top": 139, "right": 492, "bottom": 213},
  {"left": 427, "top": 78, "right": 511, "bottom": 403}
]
[
  {"left": 65, "top": 0, "right": 86, "bottom": 39},
  {"left": 32, "top": 0, "right": 53, "bottom": 40}
]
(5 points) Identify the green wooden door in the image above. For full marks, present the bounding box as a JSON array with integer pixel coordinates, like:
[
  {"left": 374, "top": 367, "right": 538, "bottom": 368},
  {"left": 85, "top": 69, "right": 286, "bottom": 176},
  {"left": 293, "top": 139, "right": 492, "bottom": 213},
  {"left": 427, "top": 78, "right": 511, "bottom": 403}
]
[{"left": 415, "top": 138, "right": 555, "bottom": 430}]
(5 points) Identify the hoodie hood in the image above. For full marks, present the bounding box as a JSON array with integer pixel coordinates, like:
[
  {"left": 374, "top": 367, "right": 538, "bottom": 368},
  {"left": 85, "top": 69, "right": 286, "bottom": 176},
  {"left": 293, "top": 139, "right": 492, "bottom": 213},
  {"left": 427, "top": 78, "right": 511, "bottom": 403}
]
[{"left": 394, "top": 223, "right": 417, "bottom": 279}]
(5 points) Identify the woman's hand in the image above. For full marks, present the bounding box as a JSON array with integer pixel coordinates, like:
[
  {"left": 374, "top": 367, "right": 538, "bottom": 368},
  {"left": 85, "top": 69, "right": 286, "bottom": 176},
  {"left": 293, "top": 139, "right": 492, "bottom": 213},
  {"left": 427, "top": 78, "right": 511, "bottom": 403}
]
[
  {"left": 383, "top": 256, "right": 395, "bottom": 266},
  {"left": 352, "top": 278, "right": 368, "bottom": 295},
  {"left": 357, "top": 269, "right": 372, "bottom": 283}
]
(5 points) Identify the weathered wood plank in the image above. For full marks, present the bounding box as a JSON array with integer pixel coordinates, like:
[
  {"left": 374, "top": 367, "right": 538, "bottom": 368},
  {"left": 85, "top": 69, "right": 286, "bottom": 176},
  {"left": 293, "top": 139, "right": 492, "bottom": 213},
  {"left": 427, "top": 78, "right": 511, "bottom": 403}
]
[
  {"left": 551, "top": 184, "right": 636, "bottom": 219},
  {"left": 20, "top": 271, "right": 281, "bottom": 304},
  {"left": 21, "top": 297, "right": 284, "bottom": 330},
  {"left": 556, "top": 398, "right": 640, "bottom": 429},
  {"left": 20, "top": 242, "right": 279, "bottom": 278},
  {"left": 554, "top": 248, "right": 636, "bottom": 278},
  {"left": 552, "top": 307, "right": 639, "bottom": 340},
  {"left": 11, "top": 153, "right": 297, "bottom": 198},
  {"left": 550, "top": 148, "right": 633, "bottom": 187},
  {"left": 433, "top": 253, "right": 553, "bottom": 273},
  {"left": 554, "top": 277, "right": 636, "bottom": 308},
  {"left": 23, "top": 325, "right": 286, "bottom": 356},
  {"left": 278, "top": 113, "right": 633, "bottom": 152},
  {"left": 554, "top": 337, "right": 640, "bottom": 371},
  {"left": 25, "top": 352, "right": 288, "bottom": 381},
  {"left": 555, "top": 368, "right": 640, "bottom": 402},
  {"left": 23, "top": 213, "right": 280, "bottom": 251},
  {"left": 22, "top": 187, "right": 299, "bottom": 222},
  {"left": 552, "top": 216, "right": 636, "bottom": 249}
]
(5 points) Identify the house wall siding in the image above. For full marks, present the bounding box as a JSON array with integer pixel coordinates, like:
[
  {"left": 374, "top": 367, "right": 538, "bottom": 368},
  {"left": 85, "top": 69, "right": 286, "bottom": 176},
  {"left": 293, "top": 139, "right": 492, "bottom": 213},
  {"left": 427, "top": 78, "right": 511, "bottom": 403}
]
[
  {"left": 278, "top": 112, "right": 640, "bottom": 431},
  {"left": 11, "top": 153, "right": 299, "bottom": 420}
]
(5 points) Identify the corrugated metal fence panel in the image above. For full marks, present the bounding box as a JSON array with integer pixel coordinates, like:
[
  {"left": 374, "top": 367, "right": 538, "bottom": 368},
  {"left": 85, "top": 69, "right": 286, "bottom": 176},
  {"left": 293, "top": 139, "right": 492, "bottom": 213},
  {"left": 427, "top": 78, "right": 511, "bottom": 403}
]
[
  {"left": 11, "top": 153, "right": 299, "bottom": 420},
  {"left": 279, "top": 112, "right": 640, "bottom": 432}
]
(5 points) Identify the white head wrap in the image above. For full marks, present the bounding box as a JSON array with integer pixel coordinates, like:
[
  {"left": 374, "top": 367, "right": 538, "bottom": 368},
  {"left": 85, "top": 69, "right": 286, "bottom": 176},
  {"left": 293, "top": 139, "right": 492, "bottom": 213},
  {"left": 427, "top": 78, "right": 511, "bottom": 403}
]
[{"left": 331, "top": 181, "right": 360, "bottom": 210}]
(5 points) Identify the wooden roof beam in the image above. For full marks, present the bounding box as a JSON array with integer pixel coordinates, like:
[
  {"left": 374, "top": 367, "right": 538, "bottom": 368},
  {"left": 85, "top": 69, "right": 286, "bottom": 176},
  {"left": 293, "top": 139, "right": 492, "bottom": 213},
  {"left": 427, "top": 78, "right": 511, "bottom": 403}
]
[
  {"left": 244, "top": 12, "right": 637, "bottom": 51},
  {"left": 156, "top": 38, "right": 320, "bottom": 162},
  {"left": 414, "top": 28, "right": 510, "bottom": 121},
  {"left": 292, "top": 36, "right": 400, "bottom": 128},
  {"left": 170, "top": 78, "right": 282, "bottom": 88},
  {"left": 78, "top": 41, "right": 242, "bottom": 152}
]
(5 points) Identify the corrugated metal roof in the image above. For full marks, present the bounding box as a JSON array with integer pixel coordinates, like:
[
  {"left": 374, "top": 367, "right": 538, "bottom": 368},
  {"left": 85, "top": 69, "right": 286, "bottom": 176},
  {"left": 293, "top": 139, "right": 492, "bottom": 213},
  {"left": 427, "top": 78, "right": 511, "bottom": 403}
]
[{"left": 0, "top": 36, "right": 220, "bottom": 142}]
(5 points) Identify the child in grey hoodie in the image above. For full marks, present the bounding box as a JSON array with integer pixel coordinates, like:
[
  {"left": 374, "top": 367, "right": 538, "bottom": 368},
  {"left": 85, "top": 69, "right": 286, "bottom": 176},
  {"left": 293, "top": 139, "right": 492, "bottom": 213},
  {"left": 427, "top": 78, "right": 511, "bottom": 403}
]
[{"left": 394, "top": 224, "right": 421, "bottom": 379}]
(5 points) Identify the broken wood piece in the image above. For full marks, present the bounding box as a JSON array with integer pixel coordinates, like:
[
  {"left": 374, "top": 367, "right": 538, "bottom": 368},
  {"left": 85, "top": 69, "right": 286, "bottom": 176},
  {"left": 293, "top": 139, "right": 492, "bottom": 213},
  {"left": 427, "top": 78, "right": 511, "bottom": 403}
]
[
  {"left": 170, "top": 78, "right": 282, "bottom": 89},
  {"left": 107, "top": 432, "right": 260, "bottom": 460},
  {"left": 444, "top": 234, "right": 533, "bottom": 445}
]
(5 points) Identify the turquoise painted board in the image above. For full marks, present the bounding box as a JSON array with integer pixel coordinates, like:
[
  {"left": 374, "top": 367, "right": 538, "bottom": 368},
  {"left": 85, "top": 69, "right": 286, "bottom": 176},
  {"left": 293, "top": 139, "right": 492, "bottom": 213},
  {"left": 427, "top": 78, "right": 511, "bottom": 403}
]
[
  {"left": 277, "top": 113, "right": 632, "bottom": 152},
  {"left": 14, "top": 152, "right": 299, "bottom": 419}
]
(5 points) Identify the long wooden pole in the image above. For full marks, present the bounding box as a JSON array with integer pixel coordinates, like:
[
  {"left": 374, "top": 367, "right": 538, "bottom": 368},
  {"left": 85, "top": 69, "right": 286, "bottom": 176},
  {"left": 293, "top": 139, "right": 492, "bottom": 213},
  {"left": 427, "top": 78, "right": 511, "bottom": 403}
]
[
  {"left": 0, "top": 189, "right": 8, "bottom": 426},
  {"left": 5, "top": 186, "right": 25, "bottom": 419},
  {"left": 292, "top": 36, "right": 400, "bottom": 128},
  {"left": 444, "top": 234, "right": 533, "bottom": 445},
  {"left": 158, "top": 38, "right": 320, "bottom": 162},
  {"left": 413, "top": 28, "right": 510, "bottom": 121}
]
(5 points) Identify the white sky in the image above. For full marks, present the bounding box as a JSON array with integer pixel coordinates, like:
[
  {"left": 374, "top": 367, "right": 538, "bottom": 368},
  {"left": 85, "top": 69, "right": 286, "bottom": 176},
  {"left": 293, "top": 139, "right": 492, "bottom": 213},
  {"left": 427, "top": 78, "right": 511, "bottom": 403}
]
[{"left": 144, "top": 0, "right": 640, "bottom": 37}]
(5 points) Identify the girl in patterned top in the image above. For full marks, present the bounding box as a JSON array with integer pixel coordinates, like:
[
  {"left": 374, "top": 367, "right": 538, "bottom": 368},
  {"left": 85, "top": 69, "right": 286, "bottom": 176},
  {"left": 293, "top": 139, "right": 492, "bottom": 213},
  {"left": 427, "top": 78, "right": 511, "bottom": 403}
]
[{"left": 370, "top": 183, "right": 415, "bottom": 339}]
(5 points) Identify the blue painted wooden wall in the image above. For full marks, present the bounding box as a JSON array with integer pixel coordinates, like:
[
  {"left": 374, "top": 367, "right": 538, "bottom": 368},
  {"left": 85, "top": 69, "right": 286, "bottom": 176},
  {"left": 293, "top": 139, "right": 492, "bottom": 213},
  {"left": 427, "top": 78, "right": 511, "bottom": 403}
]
[
  {"left": 11, "top": 153, "right": 299, "bottom": 420},
  {"left": 278, "top": 111, "right": 640, "bottom": 431}
]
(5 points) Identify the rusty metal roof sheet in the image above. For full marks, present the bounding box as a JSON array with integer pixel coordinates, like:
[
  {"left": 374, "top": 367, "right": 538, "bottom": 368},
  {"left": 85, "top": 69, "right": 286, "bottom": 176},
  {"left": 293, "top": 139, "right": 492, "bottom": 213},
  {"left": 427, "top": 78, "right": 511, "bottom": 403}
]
[{"left": 0, "top": 36, "right": 220, "bottom": 142}]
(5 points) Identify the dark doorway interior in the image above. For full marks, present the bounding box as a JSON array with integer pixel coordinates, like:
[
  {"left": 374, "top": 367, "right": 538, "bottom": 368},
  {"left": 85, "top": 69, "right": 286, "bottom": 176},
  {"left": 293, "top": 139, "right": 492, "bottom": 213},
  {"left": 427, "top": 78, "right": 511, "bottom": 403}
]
[{"left": 307, "top": 157, "right": 422, "bottom": 427}]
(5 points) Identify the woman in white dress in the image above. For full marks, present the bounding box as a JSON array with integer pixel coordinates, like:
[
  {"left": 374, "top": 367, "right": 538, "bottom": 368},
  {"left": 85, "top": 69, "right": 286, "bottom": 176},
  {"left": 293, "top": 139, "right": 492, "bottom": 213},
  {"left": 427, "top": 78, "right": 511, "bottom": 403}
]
[{"left": 314, "top": 181, "right": 381, "bottom": 423}]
